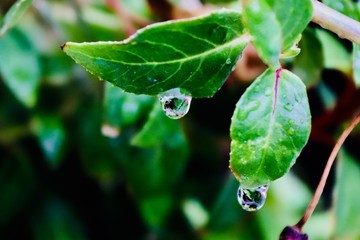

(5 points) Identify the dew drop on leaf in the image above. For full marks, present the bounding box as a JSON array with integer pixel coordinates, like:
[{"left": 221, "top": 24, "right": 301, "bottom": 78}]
[
  {"left": 264, "top": 88, "right": 272, "bottom": 96},
  {"left": 284, "top": 102, "right": 294, "bottom": 112},
  {"left": 237, "top": 184, "right": 269, "bottom": 211},
  {"left": 158, "top": 88, "right": 192, "bottom": 119}
]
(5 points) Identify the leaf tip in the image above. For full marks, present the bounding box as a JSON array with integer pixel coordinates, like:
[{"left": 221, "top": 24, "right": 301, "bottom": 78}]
[{"left": 60, "top": 43, "right": 67, "bottom": 51}]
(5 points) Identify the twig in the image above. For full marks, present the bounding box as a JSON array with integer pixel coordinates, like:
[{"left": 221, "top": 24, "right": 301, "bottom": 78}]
[
  {"left": 295, "top": 112, "right": 360, "bottom": 229},
  {"left": 312, "top": 0, "right": 360, "bottom": 45}
]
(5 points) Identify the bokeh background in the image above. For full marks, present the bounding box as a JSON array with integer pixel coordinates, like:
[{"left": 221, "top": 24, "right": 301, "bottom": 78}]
[{"left": 1, "top": 0, "right": 360, "bottom": 239}]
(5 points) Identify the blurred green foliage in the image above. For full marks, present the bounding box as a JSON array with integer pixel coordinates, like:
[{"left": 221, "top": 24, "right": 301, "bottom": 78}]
[{"left": 1, "top": 0, "right": 360, "bottom": 239}]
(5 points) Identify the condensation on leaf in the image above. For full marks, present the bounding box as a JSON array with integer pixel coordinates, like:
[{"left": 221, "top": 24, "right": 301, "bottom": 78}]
[{"left": 230, "top": 68, "right": 311, "bottom": 188}]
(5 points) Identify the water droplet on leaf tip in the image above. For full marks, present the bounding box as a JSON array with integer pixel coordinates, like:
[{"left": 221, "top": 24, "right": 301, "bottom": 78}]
[
  {"left": 158, "top": 88, "right": 192, "bottom": 120},
  {"left": 237, "top": 184, "right": 269, "bottom": 211}
]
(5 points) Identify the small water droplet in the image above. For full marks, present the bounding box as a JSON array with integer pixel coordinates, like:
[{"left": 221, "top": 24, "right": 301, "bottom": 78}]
[
  {"left": 147, "top": 77, "right": 158, "bottom": 83},
  {"left": 158, "top": 88, "right": 192, "bottom": 119},
  {"left": 237, "top": 184, "right": 269, "bottom": 211},
  {"left": 287, "top": 127, "right": 295, "bottom": 135},
  {"left": 284, "top": 102, "right": 294, "bottom": 112},
  {"left": 225, "top": 58, "right": 231, "bottom": 65},
  {"left": 264, "top": 88, "right": 272, "bottom": 96}
]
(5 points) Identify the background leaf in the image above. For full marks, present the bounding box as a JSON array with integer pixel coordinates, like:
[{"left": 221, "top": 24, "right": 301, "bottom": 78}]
[
  {"left": 0, "top": 0, "right": 32, "bottom": 37},
  {"left": 31, "top": 114, "right": 66, "bottom": 169},
  {"left": 102, "top": 82, "right": 153, "bottom": 137},
  {"left": 323, "top": 0, "right": 360, "bottom": 20},
  {"left": 230, "top": 68, "right": 311, "bottom": 188},
  {"left": 353, "top": 43, "right": 360, "bottom": 87},
  {"left": 333, "top": 150, "right": 360, "bottom": 239},
  {"left": 32, "top": 198, "right": 86, "bottom": 240},
  {"left": 63, "top": 9, "right": 249, "bottom": 98},
  {"left": 292, "top": 28, "right": 324, "bottom": 88},
  {"left": 316, "top": 29, "right": 351, "bottom": 73},
  {"left": 0, "top": 28, "right": 41, "bottom": 108}
]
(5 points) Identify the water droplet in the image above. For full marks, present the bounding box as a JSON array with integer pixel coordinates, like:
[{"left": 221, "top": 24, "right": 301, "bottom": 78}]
[
  {"left": 147, "top": 77, "right": 158, "bottom": 83},
  {"left": 158, "top": 88, "right": 192, "bottom": 119},
  {"left": 284, "top": 102, "right": 294, "bottom": 112},
  {"left": 237, "top": 184, "right": 269, "bottom": 211},
  {"left": 287, "top": 127, "right": 295, "bottom": 135},
  {"left": 264, "top": 88, "right": 272, "bottom": 96},
  {"left": 225, "top": 58, "right": 232, "bottom": 65}
]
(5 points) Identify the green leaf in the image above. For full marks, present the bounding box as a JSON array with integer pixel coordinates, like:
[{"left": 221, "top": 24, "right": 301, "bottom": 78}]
[
  {"left": 256, "top": 173, "right": 312, "bottom": 240},
  {"left": 230, "top": 68, "right": 311, "bottom": 188},
  {"left": 316, "top": 29, "right": 351, "bottom": 73},
  {"left": 0, "top": 151, "right": 36, "bottom": 225},
  {"left": 242, "top": 0, "right": 282, "bottom": 67},
  {"left": 31, "top": 114, "right": 66, "bottom": 169},
  {"left": 265, "top": 0, "right": 313, "bottom": 51},
  {"left": 333, "top": 150, "right": 360, "bottom": 239},
  {"left": 126, "top": 102, "right": 188, "bottom": 192},
  {"left": 102, "top": 82, "right": 153, "bottom": 137},
  {"left": 139, "top": 194, "right": 174, "bottom": 228},
  {"left": 353, "top": 43, "right": 360, "bottom": 87},
  {"left": 32, "top": 199, "right": 86, "bottom": 240},
  {"left": 323, "top": 0, "right": 360, "bottom": 20},
  {"left": 0, "top": 0, "right": 32, "bottom": 37},
  {"left": 62, "top": 9, "right": 249, "bottom": 98},
  {"left": 131, "top": 101, "right": 181, "bottom": 147},
  {"left": 292, "top": 28, "right": 324, "bottom": 87},
  {"left": 0, "top": 29, "right": 41, "bottom": 108}
]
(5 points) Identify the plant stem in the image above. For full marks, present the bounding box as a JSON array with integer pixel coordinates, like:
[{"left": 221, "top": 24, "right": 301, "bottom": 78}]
[
  {"left": 312, "top": 0, "right": 360, "bottom": 45},
  {"left": 295, "top": 113, "right": 360, "bottom": 229}
]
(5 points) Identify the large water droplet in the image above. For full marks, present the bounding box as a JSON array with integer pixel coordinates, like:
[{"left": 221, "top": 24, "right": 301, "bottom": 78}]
[
  {"left": 237, "top": 184, "right": 269, "bottom": 211},
  {"left": 158, "top": 88, "right": 192, "bottom": 119}
]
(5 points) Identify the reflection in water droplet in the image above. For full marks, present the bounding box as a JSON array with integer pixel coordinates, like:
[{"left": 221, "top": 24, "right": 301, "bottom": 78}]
[
  {"left": 237, "top": 184, "right": 269, "bottom": 211},
  {"left": 284, "top": 102, "right": 294, "bottom": 112},
  {"left": 226, "top": 58, "right": 232, "bottom": 64},
  {"left": 158, "top": 88, "right": 192, "bottom": 119}
]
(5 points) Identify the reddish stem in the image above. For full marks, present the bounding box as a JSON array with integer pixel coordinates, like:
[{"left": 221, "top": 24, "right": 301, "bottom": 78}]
[{"left": 295, "top": 113, "right": 360, "bottom": 229}]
